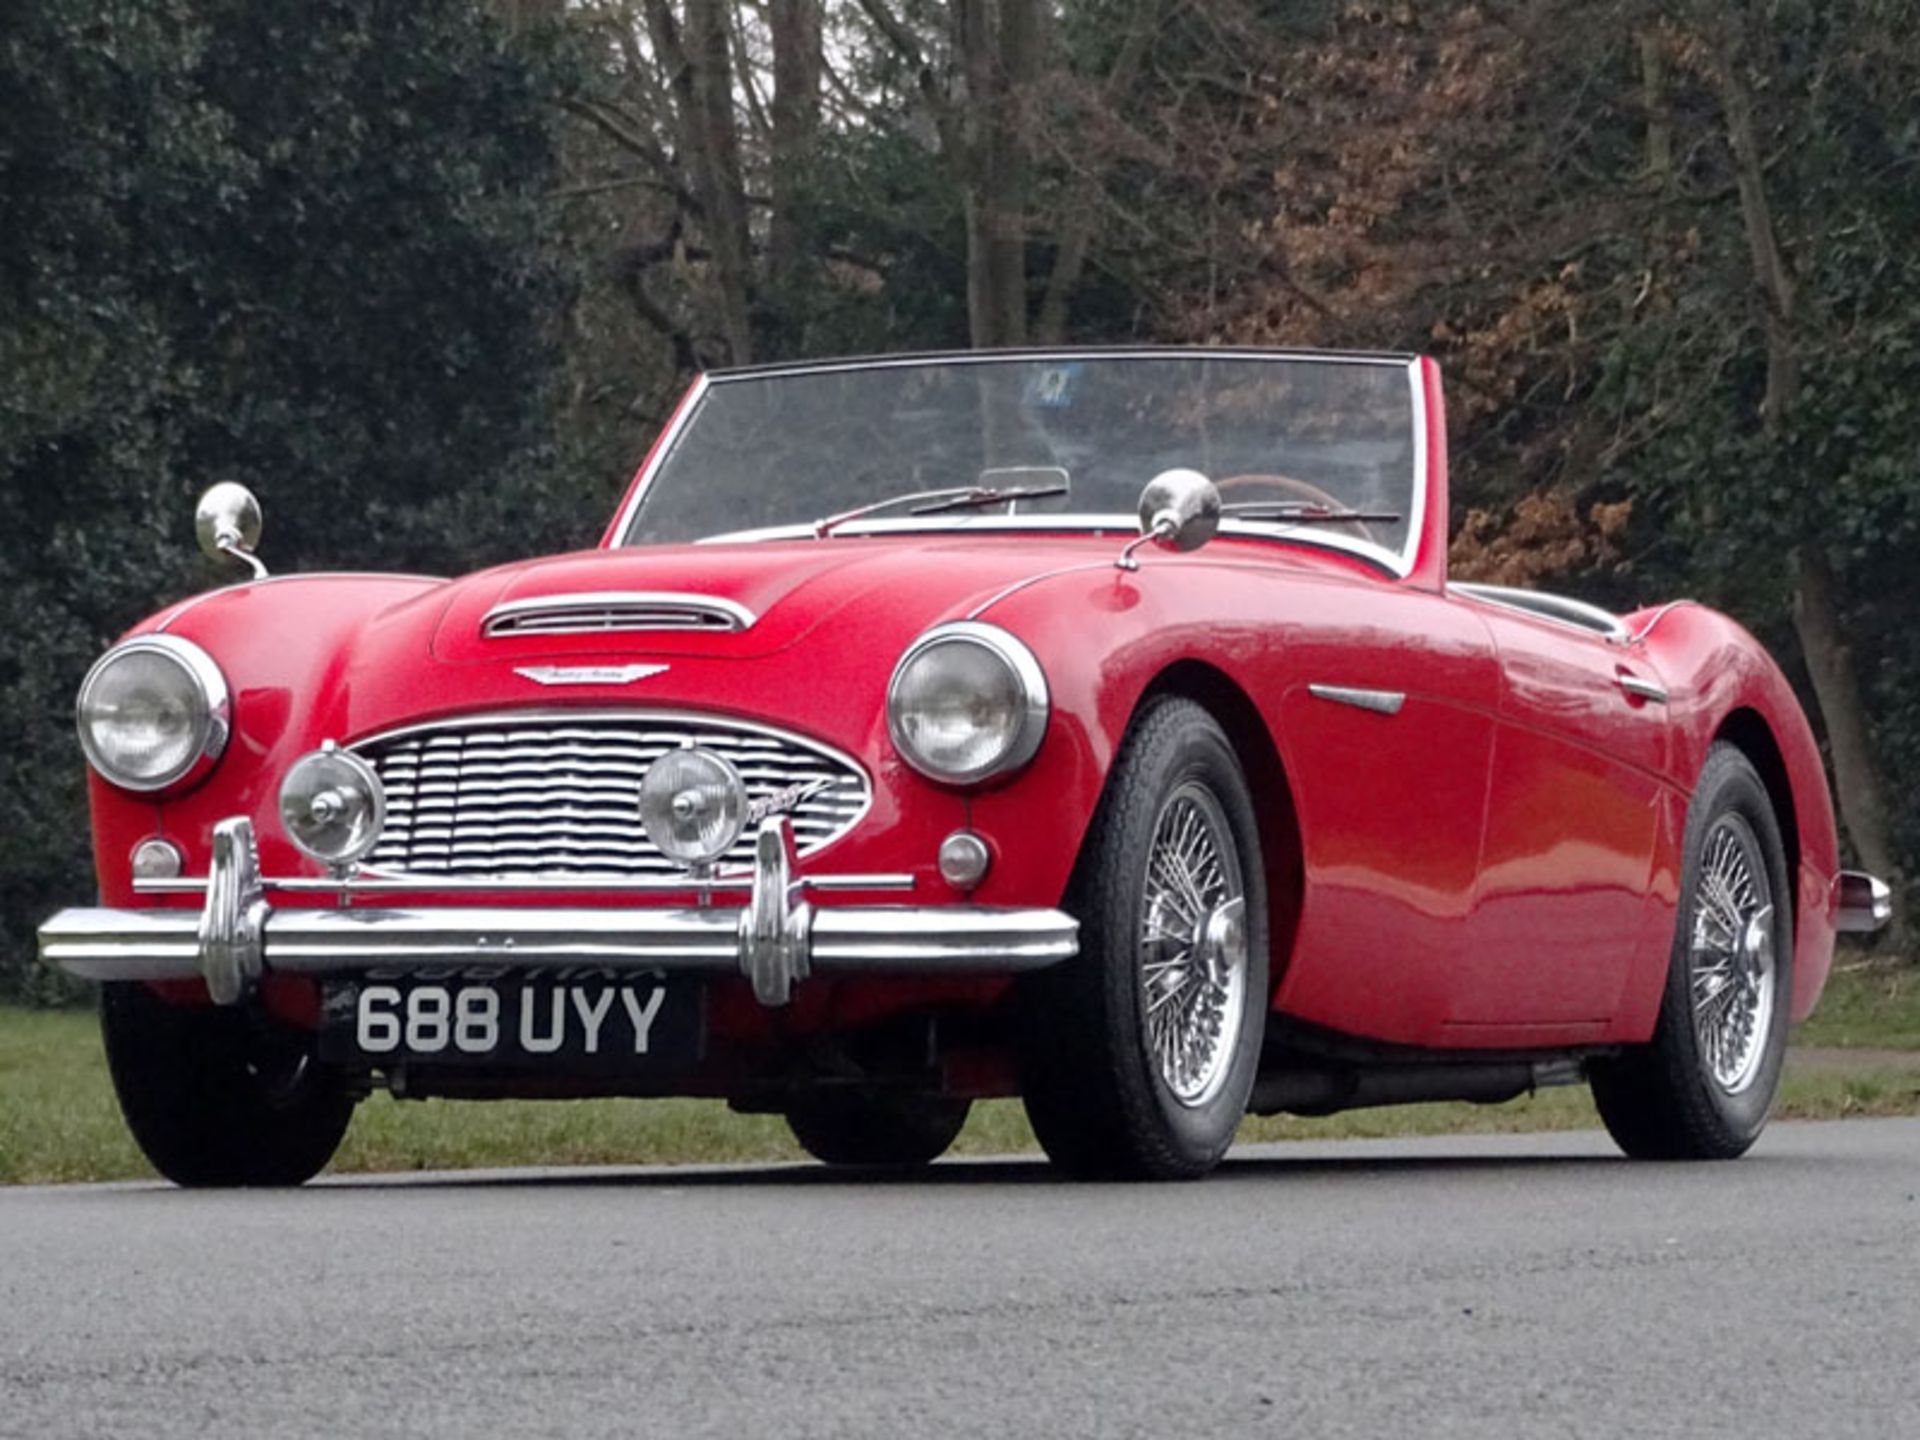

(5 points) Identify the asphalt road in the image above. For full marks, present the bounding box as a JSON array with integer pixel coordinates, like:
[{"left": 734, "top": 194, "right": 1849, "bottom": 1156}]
[{"left": 3, "top": 1119, "right": 1917, "bottom": 1440}]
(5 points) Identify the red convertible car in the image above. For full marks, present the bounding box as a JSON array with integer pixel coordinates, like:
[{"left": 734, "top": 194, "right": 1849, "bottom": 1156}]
[{"left": 41, "top": 348, "right": 1890, "bottom": 1183}]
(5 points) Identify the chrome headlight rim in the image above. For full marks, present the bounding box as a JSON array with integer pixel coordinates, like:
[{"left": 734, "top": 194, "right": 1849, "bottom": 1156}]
[
  {"left": 75, "top": 635, "right": 230, "bottom": 794},
  {"left": 887, "top": 620, "right": 1050, "bottom": 786}
]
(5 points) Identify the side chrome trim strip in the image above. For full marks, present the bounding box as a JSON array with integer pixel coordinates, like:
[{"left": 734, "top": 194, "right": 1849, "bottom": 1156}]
[{"left": 1308, "top": 684, "right": 1406, "bottom": 717}]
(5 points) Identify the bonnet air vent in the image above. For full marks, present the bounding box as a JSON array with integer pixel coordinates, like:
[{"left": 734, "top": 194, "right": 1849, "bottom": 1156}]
[{"left": 481, "top": 591, "right": 757, "bottom": 638}]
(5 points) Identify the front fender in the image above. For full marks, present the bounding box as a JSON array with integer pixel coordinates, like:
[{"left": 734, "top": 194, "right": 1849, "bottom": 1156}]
[
  {"left": 960, "top": 552, "right": 1298, "bottom": 912},
  {"left": 89, "top": 575, "right": 451, "bottom": 905}
]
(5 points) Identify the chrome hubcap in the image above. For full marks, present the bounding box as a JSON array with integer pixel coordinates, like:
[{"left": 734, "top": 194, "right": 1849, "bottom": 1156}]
[
  {"left": 1690, "top": 814, "right": 1776, "bottom": 1094},
  {"left": 1139, "top": 782, "right": 1247, "bottom": 1108}
]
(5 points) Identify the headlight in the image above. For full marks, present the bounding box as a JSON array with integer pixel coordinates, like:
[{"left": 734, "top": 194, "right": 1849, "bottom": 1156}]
[
  {"left": 76, "top": 636, "right": 229, "bottom": 792},
  {"left": 888, "top": 622, "right": 1049, "bottom": 784},
  {"left": 638, "top": 748, "right": 747, "bottom": 865},
  {"left": 279, "top": 745, "right": 387, "bottom": 867}
]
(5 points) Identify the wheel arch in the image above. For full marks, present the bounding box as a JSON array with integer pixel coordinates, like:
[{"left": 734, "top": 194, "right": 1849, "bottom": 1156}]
[
  {"left": 1712, "top": 706, "right": 1801, "bottom": 918},
  {"left": 1135, "top": 659, "right": 1305, "bottom": 995}
]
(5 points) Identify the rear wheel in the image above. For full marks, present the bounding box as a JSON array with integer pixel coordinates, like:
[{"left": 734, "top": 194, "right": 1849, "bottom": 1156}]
[
  {"left": 100, "top": 982, "right": 356, "bottom": 1187},
  {"left": 1019, "top": 698, "right": 1268, "bottom": 1180},
  {"left": 1590, "top": 744, "right": 1793, "bottom": 1159},
  {"left": 784, "top": 1090, "right": 970, "bottom": 1167}
]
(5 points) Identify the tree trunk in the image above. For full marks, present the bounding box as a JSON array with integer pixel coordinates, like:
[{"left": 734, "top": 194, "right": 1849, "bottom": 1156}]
[
  {"left": 1035, "top": 0, "right": 1161, "bottom": 343},
  {"left": 645, "top": 0, "right": 755, "bottom": 366},
  {"left": 1793, "top": 548, "right": 1903, "bottom": 896},
  {"left": 986, "top": 0, "right": 1038, "bottom": 347},
  {"left": 1709, "top": 38, "right": 1903, "bottom": 939},
  {"left": 684, "top": 0, "right": 755, "bottom": 365},
  {"left": 768, "top": 0, "right": 822, "bottom": 299},
  {"left": 857, "top": 0, "right": 1035, "bottom": 349},
  {"left": 1639, "top": 30, "right": 1671, "bottom": 185},
  {"left": 953, "top": 0, "right": 1002, "bottom": 347}
]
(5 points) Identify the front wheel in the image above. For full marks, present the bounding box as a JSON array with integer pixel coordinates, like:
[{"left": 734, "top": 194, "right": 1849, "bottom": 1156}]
[
  {"left": 784, "top": 1090, "right": 971, "bottom": 1167},
  {"left": 1590, "top": 743, "right": 1793, "bottom": 1159},
  {"left": 100, "top": 982, "right": 356, "bottom": 1186},
  {"left": 1019, "top": 698, "right": 1269, "bottom": 1180}
]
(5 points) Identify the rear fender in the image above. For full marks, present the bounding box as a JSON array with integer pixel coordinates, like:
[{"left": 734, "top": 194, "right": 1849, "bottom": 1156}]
[{"left": 1634, "top": 603, "right": 1840, "bottom": 1023}]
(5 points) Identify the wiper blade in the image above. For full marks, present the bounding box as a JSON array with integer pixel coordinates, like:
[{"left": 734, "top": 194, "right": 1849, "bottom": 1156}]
[
  {"left": 910, "top": 483, "right": 1069, "bottom": 516},
  {"left": 1223, "top": 501, "right": 1402, "bottom": 524},
  {"left": 813, "top": 483, "right": 1068, "bottom": 537}
]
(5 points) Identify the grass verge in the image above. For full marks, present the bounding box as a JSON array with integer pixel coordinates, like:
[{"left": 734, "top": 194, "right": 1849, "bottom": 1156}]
[{"left": 4, "top": 960, "right": 1915, "bottom": 1186}]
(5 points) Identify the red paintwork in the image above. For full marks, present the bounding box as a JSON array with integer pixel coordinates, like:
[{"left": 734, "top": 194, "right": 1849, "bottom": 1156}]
[{"left": 85, "top": 354, "right": 1842, "bottom": 1078}]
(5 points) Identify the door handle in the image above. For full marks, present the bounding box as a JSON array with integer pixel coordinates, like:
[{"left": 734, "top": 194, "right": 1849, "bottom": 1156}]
[{"left": 1614, "top": 670, "right": 1667, "bottom": 705}]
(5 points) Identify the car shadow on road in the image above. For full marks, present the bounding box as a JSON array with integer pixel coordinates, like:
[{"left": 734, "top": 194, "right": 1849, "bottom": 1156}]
[{"left": 314, "top": 1148, "right": 1639, "bottom": 1192}]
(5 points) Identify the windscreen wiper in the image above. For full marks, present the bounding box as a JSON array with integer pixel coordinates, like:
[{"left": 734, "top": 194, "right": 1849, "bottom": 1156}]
[
  {"left": 1223, "top": 501, "right": 1403, "bottom": 524},
  {"left": 813, "top": 483, "right": 1070, "bottom": 538}
]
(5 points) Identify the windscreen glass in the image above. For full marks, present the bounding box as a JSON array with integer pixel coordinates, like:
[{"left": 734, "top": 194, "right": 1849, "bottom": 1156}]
[{"left": 625, "top": 354, "right": 1419, "bottom": 561}]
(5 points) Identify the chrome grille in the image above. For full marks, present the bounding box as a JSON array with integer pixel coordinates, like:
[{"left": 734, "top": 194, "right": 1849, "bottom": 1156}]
[
  {"left": 482, "top": 591, "right": 753, "bottom": 637},
  {"left": 354, "top": 713, "right": 868, "bottom": 879}
]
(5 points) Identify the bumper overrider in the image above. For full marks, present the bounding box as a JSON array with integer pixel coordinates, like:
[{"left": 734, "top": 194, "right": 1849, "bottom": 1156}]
[{"left": 39, "top": 816, "right": 1078, "bottom": 1008}]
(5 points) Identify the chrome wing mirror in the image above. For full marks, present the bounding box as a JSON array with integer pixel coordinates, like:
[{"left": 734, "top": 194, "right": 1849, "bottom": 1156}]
[
  {"left": 195, "top": 483, "right": 268, "bottom": 580},
  {"left": 1116, "top": 469, "right": 1221, "bottom": 571}
]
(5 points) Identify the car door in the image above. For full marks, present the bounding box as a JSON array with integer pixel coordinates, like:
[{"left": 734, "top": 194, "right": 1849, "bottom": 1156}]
[
  {"left": 1451, "top": 594, "right": 1671, "bottom": 1030},
  {"left": 1268, "top": 576, "right": 1503, "bottom": 1046}
]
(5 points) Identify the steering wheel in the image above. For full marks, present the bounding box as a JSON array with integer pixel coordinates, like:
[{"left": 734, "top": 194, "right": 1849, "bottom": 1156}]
[{"left": 1214, "top": 473, "right": 1381, "bottom": 547}]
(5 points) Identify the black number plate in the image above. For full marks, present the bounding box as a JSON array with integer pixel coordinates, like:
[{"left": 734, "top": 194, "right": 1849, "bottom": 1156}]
[{"left": 318, "top": 974, "right": 702, "bottom": 1070}]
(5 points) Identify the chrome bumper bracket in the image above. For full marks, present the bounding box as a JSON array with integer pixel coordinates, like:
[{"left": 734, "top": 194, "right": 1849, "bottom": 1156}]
[
  {"left": 197, "top": 817, "right": 266, "bottom": 1004},
  {"left": 740, "top": 815, "right": 811, "bottom": 1006}
]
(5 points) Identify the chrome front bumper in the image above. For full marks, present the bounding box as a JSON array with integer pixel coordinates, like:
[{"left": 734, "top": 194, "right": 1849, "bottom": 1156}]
[{"left": 39, "top": 817, "right": 1078, "bottom": 1008}]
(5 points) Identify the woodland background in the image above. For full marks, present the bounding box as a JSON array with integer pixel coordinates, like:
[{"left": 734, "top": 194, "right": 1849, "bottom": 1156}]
[{"left": 3, "top": 0, "right": 1916, "bottom": 997}]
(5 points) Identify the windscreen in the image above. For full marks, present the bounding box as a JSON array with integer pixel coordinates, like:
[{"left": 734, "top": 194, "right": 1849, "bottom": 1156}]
[{"left": 624, "top": 353, "right": 1419, "bottom": 562}]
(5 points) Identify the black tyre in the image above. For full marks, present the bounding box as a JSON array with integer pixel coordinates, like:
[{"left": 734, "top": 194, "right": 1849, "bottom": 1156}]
[
  {"left": 784, "top": 1090, "right": 971, "bottom": 1167},
  {"left": 100, "top": 982, "right": 356, "bottom": 1187},
  {"left": 1590, "top": 743, "right": 1793, "bottom": 1159},
  {"left": 1018, "top": 697, "right": 1269, "bottom": 1180}
]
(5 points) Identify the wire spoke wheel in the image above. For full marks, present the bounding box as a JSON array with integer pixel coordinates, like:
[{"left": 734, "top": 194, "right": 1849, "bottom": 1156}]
[
  {"left": 1138, "top": 780, "right": 1248, "bottom": 1109},
  {"left": 1688, "top": 813, "right": 1776, "bottom": 1095},
  {"left": 1589, "top": 743, "right": 1792, "bottom": 1162},
  {"left": 1018, "top": 697, "right": 1266, "bottom": 1180}
]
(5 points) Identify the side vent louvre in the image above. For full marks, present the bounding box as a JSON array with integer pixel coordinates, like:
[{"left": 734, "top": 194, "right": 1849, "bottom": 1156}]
[{"left": 483, "top": 591, "right": 755, "bottom": 638}]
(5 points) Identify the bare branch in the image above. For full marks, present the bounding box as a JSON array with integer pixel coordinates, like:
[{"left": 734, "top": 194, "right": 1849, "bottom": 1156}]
[{"left": 852, "top": 0, "right": 960, "bottom": 155}]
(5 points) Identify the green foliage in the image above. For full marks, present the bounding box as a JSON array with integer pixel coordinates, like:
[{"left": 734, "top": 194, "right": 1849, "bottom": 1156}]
[{"left": 0, "top": 0, "right": 580, "bottom": 997}]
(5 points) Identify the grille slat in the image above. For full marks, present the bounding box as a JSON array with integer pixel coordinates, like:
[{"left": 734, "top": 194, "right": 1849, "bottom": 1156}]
[{"left": 354, "top": 713, "right": 869, "bottom": 880}]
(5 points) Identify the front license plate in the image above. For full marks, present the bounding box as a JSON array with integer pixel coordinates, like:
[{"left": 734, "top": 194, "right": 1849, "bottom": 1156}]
[{"left": 318, "top": 976, "right": 702, "bottom": 1070}]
